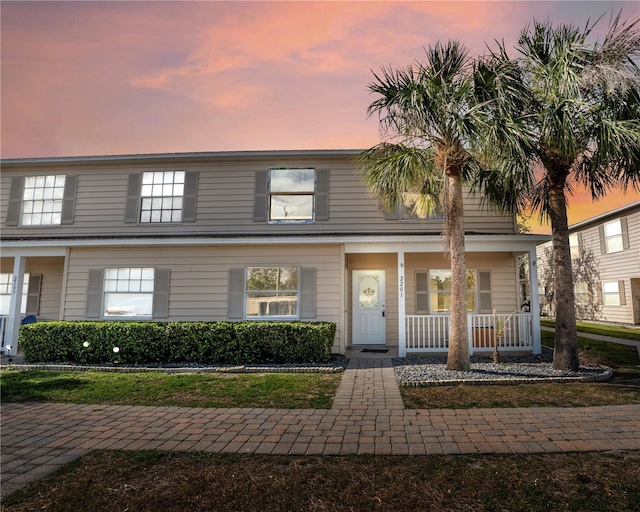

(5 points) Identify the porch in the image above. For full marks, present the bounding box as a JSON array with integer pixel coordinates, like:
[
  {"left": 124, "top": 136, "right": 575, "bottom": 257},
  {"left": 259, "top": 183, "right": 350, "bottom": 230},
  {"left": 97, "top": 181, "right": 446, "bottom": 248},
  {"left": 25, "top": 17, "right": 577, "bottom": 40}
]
[{"left": 405, "top": 312, "right": 536, "bottom": 355}]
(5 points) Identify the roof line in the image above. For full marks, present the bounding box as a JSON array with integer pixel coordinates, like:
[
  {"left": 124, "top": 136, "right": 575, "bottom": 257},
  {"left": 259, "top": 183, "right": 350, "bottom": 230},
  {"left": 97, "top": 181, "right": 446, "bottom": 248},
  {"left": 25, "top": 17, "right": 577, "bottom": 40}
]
[
  {"left": 569, "top": 200, "right": 640, "bottom": 231},
  {"left": 0, "top": 149, "right": 365, "bottom": 166}
]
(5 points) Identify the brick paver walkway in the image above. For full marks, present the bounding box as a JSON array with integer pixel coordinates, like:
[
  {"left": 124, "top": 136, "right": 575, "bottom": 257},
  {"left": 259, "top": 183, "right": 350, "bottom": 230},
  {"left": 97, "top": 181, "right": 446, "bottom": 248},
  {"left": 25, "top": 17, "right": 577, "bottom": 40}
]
[{"left": 2, "top": 358, "right": 640, "bottom": 498}]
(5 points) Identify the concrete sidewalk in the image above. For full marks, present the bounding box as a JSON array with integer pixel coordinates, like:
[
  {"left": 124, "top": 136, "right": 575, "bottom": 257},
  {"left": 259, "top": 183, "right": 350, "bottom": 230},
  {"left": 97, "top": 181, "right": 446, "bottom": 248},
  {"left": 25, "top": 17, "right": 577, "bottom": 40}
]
[
  {"left": 2, "top": 357, "right": 640, "bottom": 499},
  {"left": 541, "top": 326, "right": 640, "bottom": 357}
]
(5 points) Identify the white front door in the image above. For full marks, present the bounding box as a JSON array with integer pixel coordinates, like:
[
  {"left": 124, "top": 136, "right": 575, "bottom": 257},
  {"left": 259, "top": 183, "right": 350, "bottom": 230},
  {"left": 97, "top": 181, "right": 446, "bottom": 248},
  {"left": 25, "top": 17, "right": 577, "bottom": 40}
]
[{"left": 352, "top": 270, "right": 386, "bottom": 345}]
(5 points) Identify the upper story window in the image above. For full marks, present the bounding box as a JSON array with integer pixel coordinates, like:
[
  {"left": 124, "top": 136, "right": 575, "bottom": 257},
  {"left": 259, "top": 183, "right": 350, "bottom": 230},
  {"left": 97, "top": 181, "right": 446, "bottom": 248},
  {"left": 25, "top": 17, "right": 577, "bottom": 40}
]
[
  {"left": 0, "top": 273, "right": 29, "bottom": 315},
  {"left": 603, "top": 219, "right": 624, "bottom": 253},
  {"left": 140, "top": 171, "right": 185, "bottom": 223},
  {"left": 124, "top": 171, "right": 197, "bottom": 224},
  {"left": 269, "top": 169, "right": 315, "bottom": 222},
  {"left": 103, "top": 267, "right": 155, "bottom": 317},
  {"left": 245, "top": 267, "right": 299, "bottom": 318},
  {"left": 22, "top": 175, "right": 66, "bottom": 226}
]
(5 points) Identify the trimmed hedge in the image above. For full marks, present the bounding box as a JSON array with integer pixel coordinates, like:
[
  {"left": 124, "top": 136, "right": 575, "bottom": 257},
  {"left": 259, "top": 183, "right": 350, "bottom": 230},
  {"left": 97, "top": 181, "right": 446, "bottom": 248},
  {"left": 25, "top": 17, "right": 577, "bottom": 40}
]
[{"left": 19, "top": 321, "right": 336, "bottom": 365}]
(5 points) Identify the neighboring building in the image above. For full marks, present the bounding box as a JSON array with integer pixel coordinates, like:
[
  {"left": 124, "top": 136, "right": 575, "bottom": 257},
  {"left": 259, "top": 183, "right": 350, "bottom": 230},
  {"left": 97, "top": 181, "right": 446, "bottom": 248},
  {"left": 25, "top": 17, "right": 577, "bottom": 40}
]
[
  {"left": 1, "top": 150, "right": 547, "bottom": 357},
  {"left": 537, "top": 201, "right": 640, "bottom": 325}
]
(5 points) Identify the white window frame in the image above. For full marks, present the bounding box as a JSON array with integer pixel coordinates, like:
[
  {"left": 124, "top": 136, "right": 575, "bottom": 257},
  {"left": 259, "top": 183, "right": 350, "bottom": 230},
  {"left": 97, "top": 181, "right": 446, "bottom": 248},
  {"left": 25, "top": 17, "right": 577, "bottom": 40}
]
[
  {"left": 268, "top": 169, "right": 315, "bottom": 223},
  {"left": 102, "top": 267, "right": 155, "bottom": 318},
  {"left": 569, "top": 233, "right": 581, "bottom": 260},
  {"left": 428, "top": 269, "right": 477, "bottom": 314},
  {"left": 245, "top": 267, "right": 300, "bottom": 319},
  {"left": 602, "top": 280, "right": 621, "bottom": 306},
  {"left": 140, "top": 171, "right": 185, "bottom": 223},
  {"left": 603, "top": 219, "right": 624, "bottom": 254},
  {"left": 0, "top": 273, "right": 29, "bottom": 315},
  {"left": 21, "top": 175, "right": 66, "bottom": 226},
  {"left": 575, "top": 281, "right": 590, "bottom": 305}
]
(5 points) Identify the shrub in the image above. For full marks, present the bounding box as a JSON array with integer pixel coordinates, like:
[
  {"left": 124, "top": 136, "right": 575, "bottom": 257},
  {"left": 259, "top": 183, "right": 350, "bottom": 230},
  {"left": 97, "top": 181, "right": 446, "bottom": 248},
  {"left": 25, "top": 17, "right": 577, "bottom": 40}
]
[{"left": 20, "top": 321, "right": 336, "bottom": 365}]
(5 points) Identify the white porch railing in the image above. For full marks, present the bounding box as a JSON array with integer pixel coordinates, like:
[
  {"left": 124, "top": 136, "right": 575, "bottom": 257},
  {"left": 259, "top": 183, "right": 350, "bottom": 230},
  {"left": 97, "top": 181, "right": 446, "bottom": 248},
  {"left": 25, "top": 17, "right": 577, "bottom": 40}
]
[{"left": 405, "top": 313, "right": 533, "bottom": 354}]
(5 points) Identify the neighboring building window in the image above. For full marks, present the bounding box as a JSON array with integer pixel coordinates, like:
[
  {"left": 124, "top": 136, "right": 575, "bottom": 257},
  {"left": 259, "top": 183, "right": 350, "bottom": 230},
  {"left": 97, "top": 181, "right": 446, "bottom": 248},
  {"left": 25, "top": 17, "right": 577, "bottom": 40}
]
[
  {"left": 269, "top": 169, "right": 315, "bottom": 222},
  {"left": 140, "top": 171, "right": 185, "bottom": 223},
  {"left": 602, "top": 281, "right": 622, "bottom": 306},
  {"left": 21, "top": 175, "right": 66, "bottom": 226},
  {"left": 429, "top": 269, "right": 477, "bottom": 313},
  {"left": 103, "top": 268, "right": 154, "bottom": 317},
  {"left": 0, "top": 273, "right": 29, "bottom": 315},
  {"left": 575, "top": 282, "right": 590, "bottom": 305},
  {"left": 569, "top": 233, "right": 581, "bottom": 259},
  {"left": 245, "top": 267, "right": 299, "bottom": 318},
  {"left": 603, "top": 219, "right": 624, "bottom": 254}
]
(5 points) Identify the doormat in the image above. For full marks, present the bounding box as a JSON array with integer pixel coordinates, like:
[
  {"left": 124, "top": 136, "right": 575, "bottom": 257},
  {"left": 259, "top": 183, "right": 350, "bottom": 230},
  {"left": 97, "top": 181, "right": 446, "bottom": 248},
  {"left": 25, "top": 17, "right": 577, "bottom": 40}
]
[{"left": 361, "top": 348, "right": 389, "bottom": 353}]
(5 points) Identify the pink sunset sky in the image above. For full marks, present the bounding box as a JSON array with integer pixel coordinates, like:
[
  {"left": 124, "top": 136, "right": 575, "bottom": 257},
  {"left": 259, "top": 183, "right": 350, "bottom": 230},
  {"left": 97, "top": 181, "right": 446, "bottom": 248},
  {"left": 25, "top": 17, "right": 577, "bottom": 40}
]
[{"left": 2, "top": 1, "right": 638, "bottom": 232}]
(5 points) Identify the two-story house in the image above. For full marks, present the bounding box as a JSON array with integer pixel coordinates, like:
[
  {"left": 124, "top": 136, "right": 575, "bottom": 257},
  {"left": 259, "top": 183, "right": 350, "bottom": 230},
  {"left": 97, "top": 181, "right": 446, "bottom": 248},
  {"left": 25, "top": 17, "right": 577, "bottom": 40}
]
[
  {"left": 1, "top": 150, "right": 548, "bottom": 357},
  {"left": 537, "top": 200, "right": 640, "bottom": 325}
]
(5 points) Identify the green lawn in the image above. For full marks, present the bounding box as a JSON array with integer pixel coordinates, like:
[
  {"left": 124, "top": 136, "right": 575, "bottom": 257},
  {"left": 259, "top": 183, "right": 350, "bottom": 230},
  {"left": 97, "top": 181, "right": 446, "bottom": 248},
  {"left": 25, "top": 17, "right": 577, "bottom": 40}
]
[
  {"left": 541, "top": 318, "right": 640, "bottom": 342},
  {"left": 0, "top": 370, "right": 341, "bottom": 409}
]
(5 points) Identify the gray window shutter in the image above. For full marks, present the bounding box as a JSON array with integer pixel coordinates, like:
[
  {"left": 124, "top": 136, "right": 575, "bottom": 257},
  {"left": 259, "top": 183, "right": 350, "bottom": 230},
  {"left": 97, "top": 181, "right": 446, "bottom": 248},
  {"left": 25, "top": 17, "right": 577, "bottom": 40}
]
[
  {"left": 577, "top": 232, "right": 584, "bottom": 257},
  {"left": 597, "top": 284, "right": 603, "bottom": 305},
  {"left": 228, "top": 268, "right": 245, "bottom": 319},
  {"left": 85, "top": 269, "right": 103, "bottom": 318},
  {"left": 182, "top": 171, "right": 198, "bottom": 222},
  {"left": 315, "top": 169, "right": 329, "bottom": 221},
  {"left": 26, "top": 274, "right": 42, "bottom": 316},
  {"left": 599, "top": 225, "right": 606, "bottom": 254},
  {"left": 61, "top": 175, "right": 77, "bottom": 225},
  {"left": 299, "top": 267, "right": 316, "bottom": 319},
  {"left": 124, "top": 174, "right": 141, "bottom": 223},
  {"left": 6, "top": 176, "right": 24, "bottom": 226},
  {"left": 478, "top": 271, "right": 492, "bottom": 313},
  {"left": 385, "top": 202, "right": 399, "bottom": 220},
  {"left": 618, "top": 280, "right": 627, "bottom": 306},
  {"left": 416, "top": 271, "right": 428, "bottom": 313},
  {"left": 153, "top": 269, "right": 170, "bottom": 318},
  {"left": 254, "top": 170, "right": 268, "bottom": 222},
  {"left": 621, "top": 217, "right": 630, "bottom": 250}
]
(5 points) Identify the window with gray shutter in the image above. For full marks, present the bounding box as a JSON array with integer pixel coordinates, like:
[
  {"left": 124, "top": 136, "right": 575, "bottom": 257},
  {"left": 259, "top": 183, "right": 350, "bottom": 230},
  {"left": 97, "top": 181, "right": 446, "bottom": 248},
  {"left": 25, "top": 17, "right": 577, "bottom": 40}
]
[
  {"left": 478, "top": 271, "right": 492, "bottom": 313},
  {"left": 25, "top": 274, "right": 42, "bottom": 316},
  {"left": 85, "top": 269, "right": 104, "bottom": 318},
  {"left": 415, "top": 271, "right": 428, "bottom": 313},
  {"left": 254, "top": 170, "right": 269, "bottom": 222},
  {"left": 299, "top": 267, "right": 316, "bottom": 318},
  {"left": 6, "top": 177, "right": 24, "bottom": 226},
  {"left": 61, "top": 175, "right": 77, "bottom": 224},
  {"left": 315, "top": 169, "right": 329, "bottom": 221},
  {"left": 124, "top": 174, "right": 142, "bottom": 223},
  {"left": 152, "top": 269, "right": 170, "bottom": 318},
  {"left": 228, "top": 268, "right": 245, "bottom": 319}
]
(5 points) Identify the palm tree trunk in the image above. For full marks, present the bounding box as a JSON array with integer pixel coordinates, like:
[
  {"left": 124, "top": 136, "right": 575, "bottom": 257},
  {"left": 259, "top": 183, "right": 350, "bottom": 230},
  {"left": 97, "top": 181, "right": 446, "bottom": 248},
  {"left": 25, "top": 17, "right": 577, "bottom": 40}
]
[
  {"left": 548, "top": 181, "right": 579, "bottom": 371},
  {"left": 446, "top": 173, "right": 470, "bottom": 371}
]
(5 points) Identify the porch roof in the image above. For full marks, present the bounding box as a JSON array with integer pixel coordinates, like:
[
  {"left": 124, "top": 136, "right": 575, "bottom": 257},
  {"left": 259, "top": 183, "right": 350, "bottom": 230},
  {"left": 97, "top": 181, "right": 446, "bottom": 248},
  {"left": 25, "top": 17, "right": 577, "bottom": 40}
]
[{"left": 1, "top": 233, "right": 550, "bottom": 257}]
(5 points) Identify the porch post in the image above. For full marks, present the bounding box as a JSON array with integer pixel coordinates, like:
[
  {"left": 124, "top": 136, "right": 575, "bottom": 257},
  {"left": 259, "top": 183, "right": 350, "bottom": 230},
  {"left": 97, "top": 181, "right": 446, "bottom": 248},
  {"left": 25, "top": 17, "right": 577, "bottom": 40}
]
[
  {"left": 529, "top": 249, "right": 542, "bottom": 354},
  {"left": 4, "top": 256, "right": 26, "bottom": 356},
  {"left": 398, "top": 251, "right": 406, "bottom": 357}
]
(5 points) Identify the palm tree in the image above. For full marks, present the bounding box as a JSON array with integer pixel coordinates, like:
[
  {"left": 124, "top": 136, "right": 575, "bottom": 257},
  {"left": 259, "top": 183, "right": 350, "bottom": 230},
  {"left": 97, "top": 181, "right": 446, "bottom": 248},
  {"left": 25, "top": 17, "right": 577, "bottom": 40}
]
[
  {"left": 480, "top": 14, "right": 640, "bottom": 371},
  {"left": 358, "top": 41, "right": 501, "bottom": 371}
]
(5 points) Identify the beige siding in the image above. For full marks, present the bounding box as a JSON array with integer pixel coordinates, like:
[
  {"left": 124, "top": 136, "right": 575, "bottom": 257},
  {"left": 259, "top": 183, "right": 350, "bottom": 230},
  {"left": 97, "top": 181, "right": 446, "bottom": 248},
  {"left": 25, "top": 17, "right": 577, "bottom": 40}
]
[
  {"left": 63, "top": 244, "right": 344, "bottom": 352},
  {"left": 2, "top": 153, "right": 516, "bottom": 239}
]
